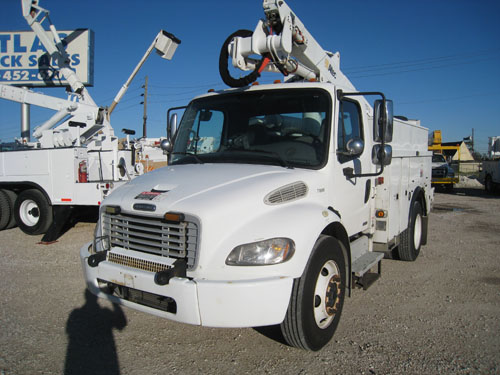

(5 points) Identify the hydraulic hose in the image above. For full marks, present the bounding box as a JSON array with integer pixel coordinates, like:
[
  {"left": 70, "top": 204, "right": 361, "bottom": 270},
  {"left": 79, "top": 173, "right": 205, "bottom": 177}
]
[{"left": 219, "top": 29, "right": 266, "bottom": 88}]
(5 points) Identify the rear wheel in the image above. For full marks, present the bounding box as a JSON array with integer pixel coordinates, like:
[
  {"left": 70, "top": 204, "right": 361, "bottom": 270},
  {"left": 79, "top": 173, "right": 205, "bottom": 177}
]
[
  {"left": 397, "top": 200, "right": 423, "bottom": 261},
  {"left": 1, "top": 189, "right": 17, "bottom": 229},
  {"left": 14, "top": 189, "right": 53, "bottom": 235},
  {"left": 281, "top": 235, "right": 346, "bottom": 351},
  {"left": 0, "top": 190, "right": 10, "bottom": 230}
]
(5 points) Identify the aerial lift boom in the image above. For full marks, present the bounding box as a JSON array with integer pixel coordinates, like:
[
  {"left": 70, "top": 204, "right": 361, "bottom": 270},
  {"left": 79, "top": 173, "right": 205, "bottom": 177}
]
[{"left": 220, "top": 0, "right": 356, "bottom": 91}]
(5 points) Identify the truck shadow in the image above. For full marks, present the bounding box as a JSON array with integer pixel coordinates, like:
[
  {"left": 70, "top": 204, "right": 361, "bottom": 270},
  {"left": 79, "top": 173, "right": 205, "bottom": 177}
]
[
  {"left": 50, "top": 207, "right": 99, "bottom": 242},
  {"left": 253, "top": 325, "right": 290, "bottom": 347},
  {"left": 64, "top": 289, "right": 127, "bottom": 375}
]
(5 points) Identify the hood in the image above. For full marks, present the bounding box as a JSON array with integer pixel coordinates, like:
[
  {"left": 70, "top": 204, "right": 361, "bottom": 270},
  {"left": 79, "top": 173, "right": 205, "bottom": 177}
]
[
  {"left": 103, "top": 163, "right": 313, "bottom": 217},
  {"left": 432, "top": 161, "right": 448, "bottom": 168}
]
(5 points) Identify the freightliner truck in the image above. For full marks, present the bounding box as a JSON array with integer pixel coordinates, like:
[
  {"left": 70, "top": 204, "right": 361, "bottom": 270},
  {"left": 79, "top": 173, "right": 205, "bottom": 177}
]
[{"left": 80, "top": 0, "right": 434, "bottom": 350}]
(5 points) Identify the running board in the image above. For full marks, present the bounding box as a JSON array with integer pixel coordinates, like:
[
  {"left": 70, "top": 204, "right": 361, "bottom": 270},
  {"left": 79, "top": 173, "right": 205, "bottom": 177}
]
[{"left": 352, "top": 251, "right": 384, "bottom": 290}]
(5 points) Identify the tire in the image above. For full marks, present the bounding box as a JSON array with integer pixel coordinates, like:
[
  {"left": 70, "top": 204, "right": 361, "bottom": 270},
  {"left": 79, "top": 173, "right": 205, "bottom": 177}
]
[
  {"left": 281, "top": 235, "right": 346, "bottom": 351},
  {"left": 0, "top": 190, "right": 10, "bottom": 230},
  {"left": 1, "top": 189, "right": 18, "bottom": 229},
  {"left": 397, "top": 200, "right": 423, "bottom": 261},
  {"left": 14, "top": 189, "right": 53, "bottom": 235}
]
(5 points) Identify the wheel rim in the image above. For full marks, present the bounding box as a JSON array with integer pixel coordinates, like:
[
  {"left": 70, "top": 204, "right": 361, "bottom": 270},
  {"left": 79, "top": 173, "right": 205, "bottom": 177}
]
[
  {"left": 19, "top": 199, "right": 40, "bottom": 226},
  {"left": 313, "top": 260, "right": 341, "bottom": 329},
  {"left": 413, "top": 212, "right": 422, "bottom": 250}
]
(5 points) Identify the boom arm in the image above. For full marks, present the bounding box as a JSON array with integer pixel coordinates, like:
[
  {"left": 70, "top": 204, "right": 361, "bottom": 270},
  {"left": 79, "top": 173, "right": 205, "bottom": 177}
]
[
  {"left": 220, "top": 0, "right": 356, "bottom": 91},
  {"left": 21, "top": 0, "right": 96, "bottom": 106},
  {"left": 2, "top": 1, "right": 180, "bottom": 148}
]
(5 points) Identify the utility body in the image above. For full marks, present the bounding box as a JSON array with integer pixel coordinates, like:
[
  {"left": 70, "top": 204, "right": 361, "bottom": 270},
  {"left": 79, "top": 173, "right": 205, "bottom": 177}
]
[
  {"left": 0, "top": 0, "right": 179, "bottom": 241},
  {"left": 482, "top": 164, "right": 500, "bottom": 194},
  {"left": 80, "top": 0, "right": 433, "bottom": 350}
]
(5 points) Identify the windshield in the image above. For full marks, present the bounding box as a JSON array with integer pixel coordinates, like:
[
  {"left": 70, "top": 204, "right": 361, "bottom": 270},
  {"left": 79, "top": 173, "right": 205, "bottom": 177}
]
[
  {"left": 432, "top": 154, "right": 446, "bottom": 163},
  {"left": 170, "top": 88, "right": 330, "bottom": 168}
]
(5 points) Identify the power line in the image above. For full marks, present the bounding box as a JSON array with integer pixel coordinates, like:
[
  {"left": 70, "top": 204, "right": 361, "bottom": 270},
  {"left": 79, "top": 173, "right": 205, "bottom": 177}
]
[
  {"left": 398, "top": 91, "right": 500, "bottom": 105},
  {"left": 344, "top": 48, "right": 500, "bottom": 74}
]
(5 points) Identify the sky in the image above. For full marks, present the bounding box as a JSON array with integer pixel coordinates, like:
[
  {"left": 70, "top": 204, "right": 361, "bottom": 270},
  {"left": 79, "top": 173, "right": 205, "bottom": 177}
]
[{"left": 1, "top": 0, "right": 499, "bottom": 155}]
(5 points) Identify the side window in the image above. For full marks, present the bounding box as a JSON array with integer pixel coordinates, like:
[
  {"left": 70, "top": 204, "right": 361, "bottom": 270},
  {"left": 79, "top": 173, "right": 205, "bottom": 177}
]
[
  {"left": 337, "top": 99, "right": 363, "bottom": 157},
  {"left": 187, "top": 110, "right": 224, "bottom": 154}
]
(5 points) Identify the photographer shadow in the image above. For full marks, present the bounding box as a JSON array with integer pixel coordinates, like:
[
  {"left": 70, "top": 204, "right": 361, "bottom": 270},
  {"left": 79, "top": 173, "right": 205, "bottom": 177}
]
[{"left": 64, "top": 289, "right": 127, "bottom": 375}]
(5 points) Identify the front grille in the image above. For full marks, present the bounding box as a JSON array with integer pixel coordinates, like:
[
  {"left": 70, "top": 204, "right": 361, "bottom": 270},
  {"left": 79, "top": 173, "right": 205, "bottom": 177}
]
[
  {"left": 102, "top": 212, "right": 198, "bottom": 268},
  {"left": 432, "top": 167, "right": 447, "bottom": 178}
]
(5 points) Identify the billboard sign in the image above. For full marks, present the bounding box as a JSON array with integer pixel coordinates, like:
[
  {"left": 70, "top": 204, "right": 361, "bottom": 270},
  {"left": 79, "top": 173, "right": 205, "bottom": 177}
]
[{"left": 0, "top": 29, "right": 94, "bottom": 87}]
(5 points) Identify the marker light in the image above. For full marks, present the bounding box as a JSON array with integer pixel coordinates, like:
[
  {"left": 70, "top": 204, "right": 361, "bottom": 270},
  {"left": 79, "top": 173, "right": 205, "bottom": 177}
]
[{"left": 376, "top": 210, "right": 387, "bottom": 218}]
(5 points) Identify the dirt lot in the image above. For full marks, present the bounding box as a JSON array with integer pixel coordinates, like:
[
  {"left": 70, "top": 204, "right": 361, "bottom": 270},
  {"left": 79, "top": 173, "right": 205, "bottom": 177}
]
[{"left": 1, "top": 187, "right": 499, "bottom": 375}]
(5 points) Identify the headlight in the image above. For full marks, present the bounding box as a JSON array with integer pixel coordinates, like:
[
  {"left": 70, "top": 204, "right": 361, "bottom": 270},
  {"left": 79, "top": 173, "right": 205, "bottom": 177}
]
[{"left": 226, "top": 238, "right": 295, "bottom": 266}]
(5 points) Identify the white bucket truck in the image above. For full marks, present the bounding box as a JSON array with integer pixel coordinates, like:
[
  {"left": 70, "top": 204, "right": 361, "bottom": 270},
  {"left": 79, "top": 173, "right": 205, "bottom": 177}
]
[
  {"left": 80, "top": 0, "right": 433, "bottom": 350},
  {"left": 0, "top": 1, "right": 180, "bottom": 241}
]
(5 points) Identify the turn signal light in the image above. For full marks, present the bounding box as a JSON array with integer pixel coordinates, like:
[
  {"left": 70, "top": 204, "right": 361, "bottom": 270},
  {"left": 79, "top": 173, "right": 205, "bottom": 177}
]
[
  {"left": 105, "top": 205, "right": 121, "bottom": 215},
  {"left": 164, "top": 212, "right": 185, "bottom": 222},
  {"left": 375, "top": 210, "right": 387, "bottom": 218}
]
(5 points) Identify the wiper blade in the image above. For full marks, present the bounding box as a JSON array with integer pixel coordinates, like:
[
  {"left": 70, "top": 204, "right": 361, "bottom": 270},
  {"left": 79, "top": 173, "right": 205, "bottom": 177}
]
[
  {"left": 231, "top": 149, "right": 293, "bottom": 169},
  {"left": 171, "top": 152, "right": 204, "bottom": 164}
]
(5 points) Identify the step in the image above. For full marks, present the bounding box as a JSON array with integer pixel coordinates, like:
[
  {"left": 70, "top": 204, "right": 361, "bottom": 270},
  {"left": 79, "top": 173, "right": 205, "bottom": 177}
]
[{"left": 352, "top": 251, "right": 384, "bottom": 277}]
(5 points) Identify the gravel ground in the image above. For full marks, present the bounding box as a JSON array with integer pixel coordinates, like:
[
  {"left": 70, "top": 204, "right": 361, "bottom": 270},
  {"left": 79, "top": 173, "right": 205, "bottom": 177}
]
[{"left": 1, "top": 186, "right": 499, "bottom": 375}]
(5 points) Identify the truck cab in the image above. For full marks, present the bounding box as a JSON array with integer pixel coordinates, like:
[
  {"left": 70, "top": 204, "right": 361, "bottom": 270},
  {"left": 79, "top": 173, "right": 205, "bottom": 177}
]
[{"left": 431, "top": 153, "right": 456, "bottom": 190}]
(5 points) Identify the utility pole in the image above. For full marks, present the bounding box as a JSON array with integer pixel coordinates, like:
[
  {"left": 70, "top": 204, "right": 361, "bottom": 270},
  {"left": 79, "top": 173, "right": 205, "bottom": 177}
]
[
  {"left": 471, "top": 128, "right": 474, "bottom": 153},
  {"left": 141, "top": 76, "right": 148, "bottom": 138}
]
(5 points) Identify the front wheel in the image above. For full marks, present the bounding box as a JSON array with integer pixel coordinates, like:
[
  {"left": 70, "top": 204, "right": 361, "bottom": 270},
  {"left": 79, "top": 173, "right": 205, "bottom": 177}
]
[
  {"left": 14, "top": 189, "right": 53, "bottom": 235},
  {"left": 281, "top": 235, "right": 346, "bottom": 351}
]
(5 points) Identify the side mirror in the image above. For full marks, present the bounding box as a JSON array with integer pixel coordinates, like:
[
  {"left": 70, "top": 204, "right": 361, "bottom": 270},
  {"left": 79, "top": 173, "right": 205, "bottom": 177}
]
[
  {"left": 372, "top": 144, "right": 392, "bottom": 166},
  {"left": 168, "top": 113, "right": 178, "bottom": 139},
  {"left": 373, "top": 99, "right": 393, "bottom": 143},
  {"left": 345, "top": 137, "right": 364, "bottom": 156}
]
